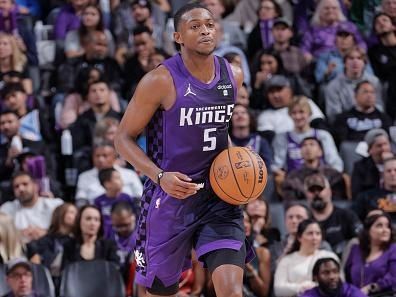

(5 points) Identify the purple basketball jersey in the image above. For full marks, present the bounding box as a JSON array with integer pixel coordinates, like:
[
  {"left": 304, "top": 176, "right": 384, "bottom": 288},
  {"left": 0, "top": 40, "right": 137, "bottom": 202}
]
[{"left": 146, "top": 53, "right": 236, "bottom": 180}]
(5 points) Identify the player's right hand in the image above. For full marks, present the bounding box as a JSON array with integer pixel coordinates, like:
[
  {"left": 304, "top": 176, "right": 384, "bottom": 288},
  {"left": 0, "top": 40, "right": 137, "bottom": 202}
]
[{"left": 159, "top": 172, "right": 200, "bottom": 199}]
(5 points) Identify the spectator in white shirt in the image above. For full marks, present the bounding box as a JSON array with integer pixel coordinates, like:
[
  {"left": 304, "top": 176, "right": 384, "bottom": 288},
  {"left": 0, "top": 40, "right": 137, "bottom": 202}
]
[
  {"left": 75, "top": 141, "right": 143, "bottom": 204},
  {"left": 0, "top": 172, "right": 63, "bottom": 242}
]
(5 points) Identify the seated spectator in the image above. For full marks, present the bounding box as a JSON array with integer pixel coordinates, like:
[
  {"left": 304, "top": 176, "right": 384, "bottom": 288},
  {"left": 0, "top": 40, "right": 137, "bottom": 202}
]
[
  {"left": 201, "top": 0, "right": 247, "bottom": 50},
  {"left": 333, "top": 80, "right": 391, "bottom": 145},
  {"left": 0, "top": 172, "right": 63, "bottom": 242},
  {"left": 234, "top": 82, "right": 250, "bottom": 108},
  {"left": 0, "top": 110, "right": 47, "bottom": 186},
  {"left": 271, "top": 96, "right": 342, "bottom": 174},
  {"left": 93, "top": 117, "right": 119, "bottom": 144},
  {"left": 315, "top": 25, "right": 373, "bottom": 84},
  {"left": 70, "top": 79, "right": 122, "bottom": 150},
  {"left": 107, "top": 201, "right": 136, "bottom": 267},
  {"left": 301, "top": 0, "right": 365, "bottom": 62},
  {"left": 4, "top": 258, "right": 45, "bottom": 297},
  {"left": 242, "top": 210, "right": 271, "bottom": 297},
  {"left": 280, "top": 203, "right": 332, "bottom": 260},
  {"left": 75, "top": 141, "right": 143, "bottom": 204},
  {"left": 300, "top": 257, "right": 367, "bottom": 297},
  {"left": 250, "top": 50, "right": 311, "bottom": 111},
  {"left": 94, "top": 167, "right": 137, "bottom": 237},
  {"left": 351, "top": 129, "right": 393, "bottom": 197},
  {"left": 345, "top": 212, "right": 396, "bottom": 295},
  {"left": 269, "top": 18, "right": 309, "bottom": 76},
  {"left": 325, "top": 47, "right": 383, "bottom": 123},
  {"left": 28, "top": 203, "right": 77, "bottom": 279},
  {"left": 112, "top": 0, "right": 168, "bottom": 65},
  {"left": 57, "top": 31, "right": 123, "bottom": 95},
  {"left": 213, "top": 20, "right": 251, "bottom": 86},
  {"left": 229, "top": 104, "right": 272, "bottom": 169},
  {"left": 54, "top": 0, "right": 90, "bottom": 42},
  {"left": 369, "top": 12, "right": 396, "bottom": 120},
  {"left": 0, "top": 33, "right": 32, "bottom": 94},
  {"left": 333, "top": 80, "right": 391, "bottom": 174},
  {"left": 0, "top": 212, "right": 24, "bottom": 264},
  {"left": 65, "top": 4, "right": 115, "bottom": 59},
  {"left": 123, "top": 26, "right": 167, "bottom": 99},
  {"left": 1, "top": 82, "right": 51, "bottom": 142},
  {"left": 282, "top": 137, "right": 347, "bottom": 201},
  {"left": 304, "top": 172, "right": 362, "bottom": 255},
  {"left": 354, "top": 157, "right": 396, "bottom": 223},
  {"left": 256, "top": 76, "right": 325, "bottom": 134},
  {"left": 246, "top": 0, "right": 282, "bottom": 61},
  {"left": 108, "top": 201, "right": 137, "bottom": 297},
  {"left": 62, "top": 205, "right": 119, "bottom": 269},
  {"left": 274, "top": 219, "right": 339, "bottom": 297},
  {"left": 0, "top": 0, "right": 38, "bottom": 66},
  {"left": 59, "top": 66, "right": 122, "bottom": 130}
]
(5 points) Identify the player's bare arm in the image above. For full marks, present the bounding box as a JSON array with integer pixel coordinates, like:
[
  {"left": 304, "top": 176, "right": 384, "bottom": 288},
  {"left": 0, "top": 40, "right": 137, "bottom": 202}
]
[{"left": 114, "top": 66, "right": 199, "bottom": 199}]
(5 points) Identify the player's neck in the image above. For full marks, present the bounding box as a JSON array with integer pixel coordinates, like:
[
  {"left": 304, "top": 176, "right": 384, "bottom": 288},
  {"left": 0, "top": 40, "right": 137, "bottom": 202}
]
[{"left": 181, "top": 51, "right": 216, "bottom": 84}]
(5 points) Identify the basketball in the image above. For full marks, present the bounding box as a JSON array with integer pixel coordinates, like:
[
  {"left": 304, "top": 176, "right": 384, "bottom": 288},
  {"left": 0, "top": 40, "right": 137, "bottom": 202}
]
[{"left": 209, "top": 147, "right": 268, "bottom": 205}]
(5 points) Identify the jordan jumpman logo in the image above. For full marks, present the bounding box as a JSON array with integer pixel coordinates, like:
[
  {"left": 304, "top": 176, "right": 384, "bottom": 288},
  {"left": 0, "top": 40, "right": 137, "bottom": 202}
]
[{"left": 184, "top": 83, "right": 196, "bottom": 96}]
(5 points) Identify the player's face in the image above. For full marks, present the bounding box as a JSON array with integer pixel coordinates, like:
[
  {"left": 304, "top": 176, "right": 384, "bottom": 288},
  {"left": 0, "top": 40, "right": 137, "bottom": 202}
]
[
  {"left": 174, "top": 8, "right": 217, "bottom": 56},
  {"left": 369, "top": 216, "right": 391, "bottom": 244}
]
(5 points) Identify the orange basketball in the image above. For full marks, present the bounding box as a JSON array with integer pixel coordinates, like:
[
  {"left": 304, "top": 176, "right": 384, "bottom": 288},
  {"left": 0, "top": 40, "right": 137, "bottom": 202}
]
[{"left": 209, "top": 147, "right": 268, "bottom": 205}]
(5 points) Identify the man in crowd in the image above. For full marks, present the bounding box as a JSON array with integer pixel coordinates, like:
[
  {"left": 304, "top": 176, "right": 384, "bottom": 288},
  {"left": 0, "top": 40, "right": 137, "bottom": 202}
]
[
  {"left": 300, "top": 257, "right": 366, "bottom": 297},
  {"left": 304, "top": 172, "right": 362, "bottom": 256},
  {"left": 4, "top": 258, "right": 45, "bottom": 297},
  {"left": 0, "top": 172, "right": 63, "bottom": 242},
  {"left": 351, "top": 128, "right": 393, "bottom": 197}
]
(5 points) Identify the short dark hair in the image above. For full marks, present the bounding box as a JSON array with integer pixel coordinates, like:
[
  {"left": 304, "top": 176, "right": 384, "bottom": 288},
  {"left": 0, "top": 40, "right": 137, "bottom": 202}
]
[
  {"left": 0, "top": 109, "right": 19, "bottom": 119},
  {"left": 12, "top": 171, "right": 34, "bottom": 185},
  {"left": 132, "top": 25, "right": 152, "bottom": 36},
  {"left": 98, "top": 167, "right": 117, "bottom": 187},
  {"left": 173, "top": 2, "right": 212, "bottom": 31},
  {"left": 373, "top": 12, "right": 392, "bottom": 34},
  {"left": 1, "top": 82, "right": 25, "bottom": 98},
  {"left": 354, "top": 80, "right": 373, "bottom": 94},
  {"left": 87, "top": 78, "right": 110, "bottom": 91},
  {"left": 111, "top": 200, "right": 134, "bottom": 216},
  {"left": 301, "top": 137, "right": 324, "bottom": 151},
  {"left": 312, "top": 257, "right": 340, "bottom": 279}
]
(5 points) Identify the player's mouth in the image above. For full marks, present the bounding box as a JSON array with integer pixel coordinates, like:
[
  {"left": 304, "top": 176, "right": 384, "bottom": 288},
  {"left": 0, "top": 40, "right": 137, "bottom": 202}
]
[{"left": 199, "top": 38, "right": 213, "bottom": 44}]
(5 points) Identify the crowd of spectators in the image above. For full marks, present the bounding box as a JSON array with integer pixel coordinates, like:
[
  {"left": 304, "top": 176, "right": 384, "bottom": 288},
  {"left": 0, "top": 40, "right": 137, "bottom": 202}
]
[{"left": 0, "top": 0, "right": 396, "bottom": 296}]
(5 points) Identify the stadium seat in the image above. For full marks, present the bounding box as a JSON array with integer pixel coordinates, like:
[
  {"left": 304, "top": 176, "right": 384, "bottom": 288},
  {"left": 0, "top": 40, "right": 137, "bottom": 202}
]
[
  {"left": 269, "top": 202, "right": 286, "bottom": 237},
  {"left": 0, "top": 264, "right": 10, "bottom": 296},
  {"left": 59, "top": 260, "right": 125, "bottom": 297}
]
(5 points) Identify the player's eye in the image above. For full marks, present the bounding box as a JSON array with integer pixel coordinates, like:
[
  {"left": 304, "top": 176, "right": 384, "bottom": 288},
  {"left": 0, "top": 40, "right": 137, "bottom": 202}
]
[
  {"left": 191, "top": 24, "right": 200, "bottom": 30},
  {"left": 207, "top": 23, "right": 215, "bottom": 28}
]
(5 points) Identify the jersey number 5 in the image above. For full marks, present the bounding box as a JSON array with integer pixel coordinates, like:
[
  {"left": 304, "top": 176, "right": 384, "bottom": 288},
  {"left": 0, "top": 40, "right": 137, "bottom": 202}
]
[{"left": 203, "top": 128, "right": 217, "bottom": 151}]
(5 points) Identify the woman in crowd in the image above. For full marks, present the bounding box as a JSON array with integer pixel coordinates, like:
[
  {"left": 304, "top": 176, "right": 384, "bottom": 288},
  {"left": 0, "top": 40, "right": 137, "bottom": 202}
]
[
  {"left": 247, "top": 0, "right": 282, "bottom": 61},
  {"left": 0, "top": 32, "right": 32, "bottom": 94},
  {"left": 345, "top": 212, "right": 396, "bottom": 296},
  {"left": 274, "top": 219, "right": 339, "bottom": 297},
  {"left": 0, "top": 212, "right": 24, "bottom": 264},
  {"left": 301, "top": 0, "right": 365, "bottom": 62},
  {"left": 28, "top": 203, "right": 77, "bottom": 272},
  {"left": 65, "top": 4, "right": 114, "bottom": 58},
  {"left": 62, "top": 205, "right": 119, "bottom": 268},
  {"left": 229, "top": 104, "right": 272, "bottom": 169},
  {"left": 271, "top": 95, "right": 343, "bottom": 174}
]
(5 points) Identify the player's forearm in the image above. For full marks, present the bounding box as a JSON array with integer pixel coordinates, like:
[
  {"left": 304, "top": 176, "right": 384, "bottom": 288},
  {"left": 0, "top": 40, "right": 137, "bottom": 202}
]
[{"left": 114, "top": 131, "right": 161, "bottom": 184}]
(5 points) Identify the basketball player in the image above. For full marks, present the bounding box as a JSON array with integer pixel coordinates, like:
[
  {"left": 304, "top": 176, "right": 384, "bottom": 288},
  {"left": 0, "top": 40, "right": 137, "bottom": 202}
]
[{"left": 115, "top": 3, "right": 250, "bottom": 297}]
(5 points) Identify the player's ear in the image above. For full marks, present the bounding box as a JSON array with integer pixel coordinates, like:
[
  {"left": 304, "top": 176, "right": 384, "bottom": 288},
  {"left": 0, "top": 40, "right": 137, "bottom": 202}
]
[{"left": 173, "top": 32, "right": 183, "bottom": 46}]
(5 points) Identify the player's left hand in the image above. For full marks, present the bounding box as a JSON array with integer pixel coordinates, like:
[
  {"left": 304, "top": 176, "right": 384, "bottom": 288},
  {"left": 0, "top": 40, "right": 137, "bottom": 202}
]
[{"left": 160, "top": 171, "right": 200, "bottom": 199}]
